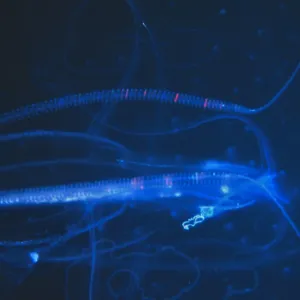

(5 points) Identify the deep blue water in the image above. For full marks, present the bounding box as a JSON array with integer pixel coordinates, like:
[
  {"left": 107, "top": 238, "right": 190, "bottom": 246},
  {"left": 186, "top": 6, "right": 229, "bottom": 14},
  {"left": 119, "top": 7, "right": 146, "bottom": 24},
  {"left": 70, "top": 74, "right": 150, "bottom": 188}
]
[{"left": 1, "top": 0, "right": 300, "bottom": 299}]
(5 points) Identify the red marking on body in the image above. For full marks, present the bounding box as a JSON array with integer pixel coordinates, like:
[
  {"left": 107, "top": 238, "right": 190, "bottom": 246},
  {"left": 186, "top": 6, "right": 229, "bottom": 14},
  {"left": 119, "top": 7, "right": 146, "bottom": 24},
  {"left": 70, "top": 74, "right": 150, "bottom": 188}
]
[
  {"left": 194, "top": 172, "right": 206, "bottom": 183},
  {"left": 174, "top": 93, "right": 179, "bottom": 103},
  {"left": 143, "top": 90, "right": 147, "bottom": 97},
  {"left": 131, "top": 177, "right": 137, "bottom": 186},
  {"left": 131, "top": 177, "right": 144, "bottom": 190},
  {"left": 164, "top": 176, "right": 173, "bottom": 187},
  {"left": 204, "top": 98, "right": 208, "bottom": 108}
]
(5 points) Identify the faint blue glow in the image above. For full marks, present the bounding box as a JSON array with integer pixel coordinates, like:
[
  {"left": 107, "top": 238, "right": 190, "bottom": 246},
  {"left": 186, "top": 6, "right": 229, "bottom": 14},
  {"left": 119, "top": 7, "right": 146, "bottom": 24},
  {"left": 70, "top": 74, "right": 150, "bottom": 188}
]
[
  {"left": 182, "top": 206, "right": 215, "bottom": 230},
  {"left": 30, "top": 252, "right": 39, "bottom": 264},
  {"left": 220, "top": 184, "right": 230, "bottom": 194},
  {"left": 182, "top": 214, "right": 205, "bottom": 230},
  {"left": 219, "top": 8, "right": 227, "bottom": 15}
]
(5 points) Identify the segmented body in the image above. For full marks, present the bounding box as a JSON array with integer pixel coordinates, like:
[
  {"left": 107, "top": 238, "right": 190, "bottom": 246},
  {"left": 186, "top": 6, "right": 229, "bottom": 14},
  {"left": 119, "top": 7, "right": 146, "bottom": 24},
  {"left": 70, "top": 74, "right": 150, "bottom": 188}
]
[
  {"left": 1, "top": 62, "right": 299, "bottom": 124},
  {"left": 0, "top": 171, "right": 258, "bottom": 206},
  {"left": 0, "top": 89, "right": 249, "bottom": 125}
]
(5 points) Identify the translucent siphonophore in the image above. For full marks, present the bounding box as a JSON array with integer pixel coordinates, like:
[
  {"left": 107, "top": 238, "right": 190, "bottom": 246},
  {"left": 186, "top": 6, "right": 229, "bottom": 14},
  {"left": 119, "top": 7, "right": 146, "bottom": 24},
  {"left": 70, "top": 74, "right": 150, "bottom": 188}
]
[
  {"left": 0, "top": 124, "right": 298, "bottom": 299},
  {"left": 1, "top": 155, "right": 297, "bottom": 299},
  {"left": 1, "top": 0, "right": 299, "bottom": 298},
  {"left": 0, "top": 155, "right": 297, "bottom": 235},
  {"left": 0, "top": 62, "right": 299, "bottom": 300},
  {"left": 0, "top": 61, "right": 299, "bottom": 126},
  {"left": 0, "top": 129, "right": 137, "bottom": 298}
]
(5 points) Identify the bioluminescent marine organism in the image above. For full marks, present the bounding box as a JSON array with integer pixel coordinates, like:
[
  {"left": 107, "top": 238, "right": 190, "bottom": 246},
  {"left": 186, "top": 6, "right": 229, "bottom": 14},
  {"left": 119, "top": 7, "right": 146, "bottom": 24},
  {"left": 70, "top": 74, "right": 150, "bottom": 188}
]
[
  {"left": 0, "top": 63, "right": 298, "bottom": 300},
  {"left": 40, "top": 219, "right": 300, "bottom": 299},
  {"left": 101, "top": 245, "right": 300, "bottom": 299},
  {"left": 0, "top": 125, "right": 297, "bottom": 299},
  {"left": 0, "top": 163, "right": 295, "bottom": 299},
  {"left": 0, "top": 155, "right": 296, "bottom": 235},
  {"left": 0, "top": 87, "right": 297, "bottom": 300},
  {"left": 0, "top": 61, "right": 299, "bottom": 126},
  {"left": 1, "top": 1, "right": 298, "bottom": 299},
  {"left": 62, "top": 0, "right": 162, "bottom": 137}
]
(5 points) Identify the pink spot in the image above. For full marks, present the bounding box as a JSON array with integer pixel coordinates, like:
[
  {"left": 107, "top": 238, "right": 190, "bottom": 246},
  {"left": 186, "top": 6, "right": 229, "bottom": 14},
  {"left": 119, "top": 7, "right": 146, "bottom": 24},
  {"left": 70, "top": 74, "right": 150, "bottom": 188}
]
[
  {"left": 174, "top": 93, "right": 179, "bottom": 103},
  {"left": 204, "top": 98, "right": 208, "bottom": 108}
]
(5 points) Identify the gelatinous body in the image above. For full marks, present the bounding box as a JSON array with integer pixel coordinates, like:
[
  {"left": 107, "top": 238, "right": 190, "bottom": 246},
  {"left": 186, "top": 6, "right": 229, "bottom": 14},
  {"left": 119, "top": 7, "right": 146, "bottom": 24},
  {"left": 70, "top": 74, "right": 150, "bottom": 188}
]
[
  {"left": 0, "top": 170, "right": 268, "bottom": 206},
  {"left": 1, "top": 61, "right": 299, "bottom": 125},
  {"left": 1, "top": 2, "right": 298, "bottom": 299},
  {"left": 0, "top": 167, "right": 293, "bottom": 236}
]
